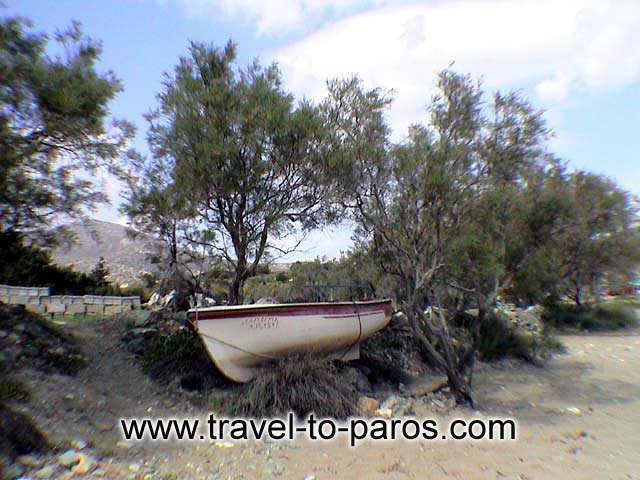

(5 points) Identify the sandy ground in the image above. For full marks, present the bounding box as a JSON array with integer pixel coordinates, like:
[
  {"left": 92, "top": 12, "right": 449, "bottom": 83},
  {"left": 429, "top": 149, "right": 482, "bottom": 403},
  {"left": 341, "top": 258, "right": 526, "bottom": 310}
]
[{"left": 12, "top": 315, "right": 640, "bottom": 480}]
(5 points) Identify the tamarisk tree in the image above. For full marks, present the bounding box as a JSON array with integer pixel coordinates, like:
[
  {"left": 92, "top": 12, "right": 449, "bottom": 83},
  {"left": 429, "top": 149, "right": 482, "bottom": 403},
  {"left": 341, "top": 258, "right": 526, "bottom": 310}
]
[
  {"left": 324, "top": 71, "right": 565, "bottom": 404},
  {"left": 146, "top": 41, "right": 335, "bottom": 304}
]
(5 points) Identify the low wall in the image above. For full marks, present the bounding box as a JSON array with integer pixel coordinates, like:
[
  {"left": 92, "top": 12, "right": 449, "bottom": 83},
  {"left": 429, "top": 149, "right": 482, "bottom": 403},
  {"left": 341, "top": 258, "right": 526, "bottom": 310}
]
[{"left": 0, "top": 284, "right": 141, "bottom": 315}]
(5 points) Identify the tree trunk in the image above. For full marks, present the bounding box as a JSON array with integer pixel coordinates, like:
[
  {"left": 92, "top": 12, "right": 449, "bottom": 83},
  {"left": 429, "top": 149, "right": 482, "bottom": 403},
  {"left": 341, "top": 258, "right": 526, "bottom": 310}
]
[
  {"left": 228, "top": 272, "right": 246, "bottom": 305},
  {"left": 407, "top": 303, "right": 476, "bottom": 407}
]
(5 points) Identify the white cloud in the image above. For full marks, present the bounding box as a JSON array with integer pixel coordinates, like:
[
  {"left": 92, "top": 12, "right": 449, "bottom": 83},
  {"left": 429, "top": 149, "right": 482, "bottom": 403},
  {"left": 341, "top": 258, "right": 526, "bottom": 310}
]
[
  {"left": 272, "top": 0, "right": 640, "bottom": 133},
  {"left": 170, "top": 0, "right": 384, "bottom": 34},
  {"left": 536, "top": 73, "right": 572, "bottom": 103}
]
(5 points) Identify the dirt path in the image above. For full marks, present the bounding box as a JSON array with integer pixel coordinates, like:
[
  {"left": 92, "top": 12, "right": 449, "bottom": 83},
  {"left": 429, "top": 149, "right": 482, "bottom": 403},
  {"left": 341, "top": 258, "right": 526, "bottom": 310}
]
[{"left": 13, "top": 317, "right": 640, "bottom": 479}]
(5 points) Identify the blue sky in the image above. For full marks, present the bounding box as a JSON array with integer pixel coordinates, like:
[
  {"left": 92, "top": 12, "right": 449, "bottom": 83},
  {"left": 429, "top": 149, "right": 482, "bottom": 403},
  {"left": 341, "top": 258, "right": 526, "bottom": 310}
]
[{"left": 7, "top": 0, "right": 640, "bottom": 259}]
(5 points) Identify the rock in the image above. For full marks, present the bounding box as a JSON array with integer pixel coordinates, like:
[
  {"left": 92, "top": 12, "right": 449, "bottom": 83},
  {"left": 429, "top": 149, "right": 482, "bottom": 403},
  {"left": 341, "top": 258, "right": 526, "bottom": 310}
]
[
  {"left": 58, "top": 449, "right": 79, "bottom": 467},
  {"left": 357, "top": 396, "right": 380, "bottom": 415},
  {"left": 17, "top": 454, "right": 43, "bottom": 467},
  {"left": 405, "top": 376, "right": 447, "bottom": 396},
  {"left": 380, "top": 395, "right": 414, "bottom": 416},
  {"left": 71, "top": 453, "right": 96, "bottom": 474},
  {"left": 431, "top": 398, "right": 445, "bottom": 409},
  {"left": 34, "top": 465, "right": 56, "bottom": 479},
  {"left": 381, "top": 395, "right": 401, "bottom": 410},
  {"left": 374, "top": 407, "right": 393, "bottom": 418},
  {"left": 4, "top": 463, "right": 24, "bottom": 480},
  {"left": 70, "top": 438, "right": 87, "bottom": 450},
  {"left": 93, "top": 417, "right": 113, "bottom": 432},
  {"left": 116, "top": 440, "right": 133, "bottom": 449},
  {"left": 129, "top": 463, "right": 141, "bottom": 473},
  {"left": 566, "top": 407, "right": 582, "bottom": 415},
  {"left": 214, "top": 440, "right": 235, "bottom": 448},
  {"left": 94, "top": 468, "right": 107, "bottom": 477}
]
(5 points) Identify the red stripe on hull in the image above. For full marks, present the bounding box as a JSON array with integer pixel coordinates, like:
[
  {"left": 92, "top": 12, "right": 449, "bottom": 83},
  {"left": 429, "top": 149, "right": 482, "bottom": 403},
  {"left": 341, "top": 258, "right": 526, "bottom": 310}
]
[{"left": 188, "top": 299, "right": 392, "bottom": 321}]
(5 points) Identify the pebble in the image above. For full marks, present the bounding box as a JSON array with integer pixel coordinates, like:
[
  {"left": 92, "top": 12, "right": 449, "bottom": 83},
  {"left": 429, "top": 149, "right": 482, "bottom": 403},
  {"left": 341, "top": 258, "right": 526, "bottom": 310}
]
[
  {"left": 34, "top": 465, "right": 56, "bottom": 479},
  {"left": 72, "top": 453, "right": 96, "bottom": 474},
  {"left": 566, "top": 407, "right": 582, "bottom": 415},
  {"left": 357, "top": 396, "right": 380, "bottom": 415},
  {"left": 117, "top": 440, "right": 134, "bottom": 449},
  {"left": 58, "top": 450, "right": 79, "bottom": 467},
  {"left": 129, "top": 463, "right": 142, "bottom": 473},
  {"left": 374, "top": 407, "right": 393, "bottom": 418},
  {"left": 17, "top": 454, "right": 43, "bottom": 467},
  {"left": 214, "top": 440, "right": 235, "bottom": 448},
  {"left": 71, "top": 438, "right": 88, "bottom": 449},
  {"left": 94, "top": 417, "right": 113, "bottom": 431},
  {"left": 94, "top": 468, "right": 107, "bottom": 477}
]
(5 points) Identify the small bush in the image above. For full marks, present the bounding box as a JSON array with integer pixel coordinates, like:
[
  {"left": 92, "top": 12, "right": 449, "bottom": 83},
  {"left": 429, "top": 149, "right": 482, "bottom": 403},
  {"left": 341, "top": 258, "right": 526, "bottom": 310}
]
[
  {"left": 229, "top": 353, "right": 357, "bottom": 419},
  {"left": 544, "top": 302, "right": 638, "bottom": 331},
  {"left": 478, "top": 312, "right": 564, "bottom": 363},
  {"left": 141, "top": 331, "right": 226, "bottom": 390}
]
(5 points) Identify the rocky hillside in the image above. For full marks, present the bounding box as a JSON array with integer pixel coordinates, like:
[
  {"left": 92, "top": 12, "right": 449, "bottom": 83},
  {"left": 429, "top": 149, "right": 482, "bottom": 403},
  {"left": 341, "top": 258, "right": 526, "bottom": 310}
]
[{"left": 50, "top": 220, "right": 158, "bottom": 285}]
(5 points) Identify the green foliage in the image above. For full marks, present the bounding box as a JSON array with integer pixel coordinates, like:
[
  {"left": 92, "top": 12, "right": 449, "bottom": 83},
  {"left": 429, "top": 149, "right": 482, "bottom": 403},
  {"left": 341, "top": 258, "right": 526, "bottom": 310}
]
[
  {"left": 141, "top": 331, "right": 224, "bottom": 390},
  {"left": 0, "top": 231, "right": 113, "bottom": 295},
  {"left": 228, "top": 353, "right": 357, "bottom": 419},
  {"left": 90, "top": 256, "right": 110, "bottom": 285},
  {"left": 324, "top": 69, "right": 563, "bottom": 402},
  {"left": 0, "top": 16, "right": 133, "bottom": 238},
  {"left": 476, "top": 312, "right": 565, "bottom": 363},
  {"left": 141, "top": 40, "right": 336, "bottom": 304},
  {"left": 118, "top": 282, "right": 152, "bottom": 302},
  {"left": 543, "top": 302, "right": 638, "bottom": 331},
  {"left": 557, "top": 172, "right": 640, "bottom": 305}
]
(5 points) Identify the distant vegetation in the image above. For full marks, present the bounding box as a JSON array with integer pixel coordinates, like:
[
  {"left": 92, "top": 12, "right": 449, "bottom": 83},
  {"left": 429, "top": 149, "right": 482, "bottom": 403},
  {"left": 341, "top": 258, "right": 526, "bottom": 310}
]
[{"left": 543, "top": 301, "right": 638, "bottom": 331}]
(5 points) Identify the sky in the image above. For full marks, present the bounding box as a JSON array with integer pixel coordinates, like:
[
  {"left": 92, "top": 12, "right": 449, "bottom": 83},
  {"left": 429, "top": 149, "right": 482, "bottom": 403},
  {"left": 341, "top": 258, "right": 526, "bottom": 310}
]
[{"left": 8, "top": 0, "right": 640, "bottom": 260}]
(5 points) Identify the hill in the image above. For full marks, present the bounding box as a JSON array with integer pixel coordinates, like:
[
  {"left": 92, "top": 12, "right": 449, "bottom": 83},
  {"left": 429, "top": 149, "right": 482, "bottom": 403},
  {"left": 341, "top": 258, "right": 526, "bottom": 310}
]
[{"left": 50, "top": 220, "right": 157, "bottom": 285}]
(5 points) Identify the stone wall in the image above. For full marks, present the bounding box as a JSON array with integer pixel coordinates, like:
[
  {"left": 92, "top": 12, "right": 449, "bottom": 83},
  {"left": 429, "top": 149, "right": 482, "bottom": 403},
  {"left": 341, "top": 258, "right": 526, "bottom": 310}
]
[{"left": 0, "top": 284, "right": 141, "bottom": 315}]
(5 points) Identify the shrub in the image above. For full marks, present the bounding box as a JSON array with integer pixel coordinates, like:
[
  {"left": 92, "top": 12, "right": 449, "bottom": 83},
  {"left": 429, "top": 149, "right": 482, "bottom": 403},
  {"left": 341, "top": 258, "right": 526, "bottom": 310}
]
[
  {"left": 543, "top": 302, "right": 638, "bottom": 331},
  {"left": 229, "top": 353, "right": 357, "bottom": 419},
  {"left": 141, "top": 331, "right": 226, "bottom": 390},
  {"left": 477, "top": 311, "right": 565, "bottom": 363}
]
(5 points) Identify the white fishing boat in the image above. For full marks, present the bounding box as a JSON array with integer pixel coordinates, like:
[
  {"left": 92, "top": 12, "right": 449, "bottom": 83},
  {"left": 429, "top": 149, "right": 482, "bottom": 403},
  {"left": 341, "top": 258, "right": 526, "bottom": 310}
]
[{"left": 187, "top": 299, "right": 393, "bottom": 382}]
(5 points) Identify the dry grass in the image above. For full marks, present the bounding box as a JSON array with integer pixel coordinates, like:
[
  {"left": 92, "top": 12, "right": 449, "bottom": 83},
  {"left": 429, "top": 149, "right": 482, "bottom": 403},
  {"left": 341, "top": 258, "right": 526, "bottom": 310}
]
[{"left": 229, "top": 353, "right": 357, "bottom": 419}]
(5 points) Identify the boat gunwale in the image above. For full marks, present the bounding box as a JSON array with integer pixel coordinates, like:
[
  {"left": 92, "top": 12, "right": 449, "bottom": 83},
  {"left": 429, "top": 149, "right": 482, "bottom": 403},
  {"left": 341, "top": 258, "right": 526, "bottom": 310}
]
[{"left": 187, "top": 298, "right": 392, "bottom": 315}]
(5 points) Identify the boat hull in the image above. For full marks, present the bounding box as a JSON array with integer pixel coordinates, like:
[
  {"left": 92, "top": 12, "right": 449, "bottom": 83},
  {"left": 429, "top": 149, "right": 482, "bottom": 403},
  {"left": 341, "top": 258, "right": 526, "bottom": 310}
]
[{"left": 188, "top": 299, "right": 392, "bottom": 382}]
